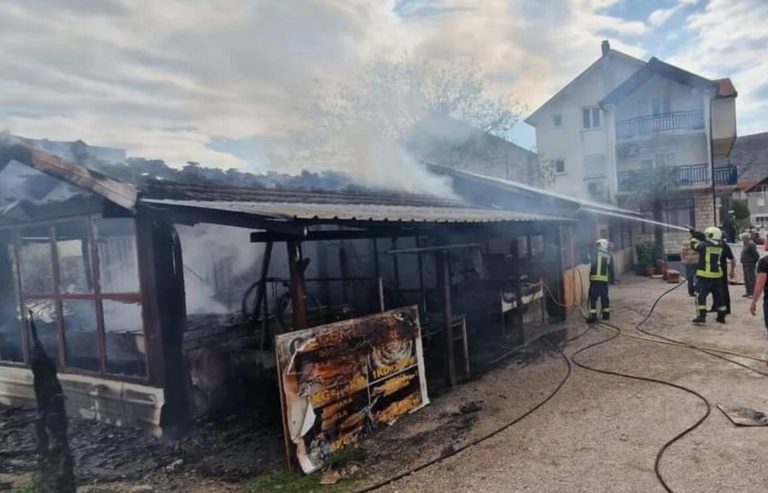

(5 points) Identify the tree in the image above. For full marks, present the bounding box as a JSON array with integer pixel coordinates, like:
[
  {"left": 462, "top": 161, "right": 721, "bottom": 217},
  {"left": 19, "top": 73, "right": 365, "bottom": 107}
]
[
  {"left": 278, "top": 55, "right": 524, "bottom": 185},
  {"left": 629, "top": 167, "right": 680, "bottom": 253}
]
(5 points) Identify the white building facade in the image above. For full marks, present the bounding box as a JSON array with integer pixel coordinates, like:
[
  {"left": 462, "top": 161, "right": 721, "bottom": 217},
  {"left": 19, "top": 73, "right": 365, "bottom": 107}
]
[{"left": 526, "top": 41, "right": 738, "bottom": 253}]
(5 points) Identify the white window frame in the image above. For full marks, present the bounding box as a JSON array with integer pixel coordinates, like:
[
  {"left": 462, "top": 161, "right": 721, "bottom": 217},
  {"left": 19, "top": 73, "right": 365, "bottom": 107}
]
[
  {"left": 651, "top": 96, "right": 671, "bottom": 116},
  {"left": 554, "top": 158, "right": 566, "bottom": 174},
  {"left": 582, "top": 106, "right": 601, "bottom": 130}
]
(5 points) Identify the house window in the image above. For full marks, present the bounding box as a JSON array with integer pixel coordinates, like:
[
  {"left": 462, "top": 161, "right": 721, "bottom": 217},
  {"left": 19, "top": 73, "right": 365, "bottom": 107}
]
[
  {"left": 553, "top": 114, "right": 563, "bottom": 127},
  {"left": 0, "top": 216, "right": 147, "bottom": 378},
  {"left": 652, "top": 96, "right": 671, "bottom": 116},
  {"left": 554, "top": 158, "right": 566, "bottom": 174},
  {"left": 654, "top": 153, "right": 676, "bottom": 168},
  {"left": 583, "top": 107, "right": 601, "bottom": 129},
  {"left": 640, "top": 199, "right": 694, "bottom": 233}
]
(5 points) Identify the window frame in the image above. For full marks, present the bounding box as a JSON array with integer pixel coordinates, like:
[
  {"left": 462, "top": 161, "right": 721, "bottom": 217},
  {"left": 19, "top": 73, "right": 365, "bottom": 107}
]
[
  {"left": 553, "top": 114, "right": 563, "bottom": 128},
  {"left": 582, "top": 106, "right": 602, "bottom": 130},
  {"left": 554, "top": 158, "right": 566, "bottom": 174},
  {"left": 0, "top": 215, "right": 149, "bottom": 383},
  {"left": 651, "top": 96, "right": 671, "bottom": 116}
]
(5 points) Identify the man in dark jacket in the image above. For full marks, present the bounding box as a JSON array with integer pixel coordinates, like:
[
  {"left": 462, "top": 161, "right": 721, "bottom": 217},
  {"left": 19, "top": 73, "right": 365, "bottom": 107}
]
[{"left": 741, "top": 232, "right": 760, "bottom": 298}]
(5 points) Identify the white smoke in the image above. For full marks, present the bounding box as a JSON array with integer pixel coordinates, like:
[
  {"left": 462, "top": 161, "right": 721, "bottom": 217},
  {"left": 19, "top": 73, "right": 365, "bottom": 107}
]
[{"left": 177, "top": 223, "right": 265, "bottom": 315}]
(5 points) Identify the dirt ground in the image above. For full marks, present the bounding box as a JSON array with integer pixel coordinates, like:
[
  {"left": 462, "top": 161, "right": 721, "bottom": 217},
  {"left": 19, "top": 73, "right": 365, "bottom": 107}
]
[{"left": 3, "top": 276, "right": 768, "bottom": 492}]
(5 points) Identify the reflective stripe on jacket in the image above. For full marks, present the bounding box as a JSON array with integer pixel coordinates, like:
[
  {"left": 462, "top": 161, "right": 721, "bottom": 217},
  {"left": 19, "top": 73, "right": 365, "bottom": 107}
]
[
  {"left": 695, "top": 242, "right": 723, "bottom": 279},
  {"left": 590, "top": 250, "right": 611, "bottom": 282}
]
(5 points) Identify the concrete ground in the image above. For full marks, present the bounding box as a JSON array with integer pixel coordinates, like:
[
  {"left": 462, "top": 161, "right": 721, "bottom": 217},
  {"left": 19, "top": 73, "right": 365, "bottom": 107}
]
[
  {"left": 4, "top": 276, "right": 768, "bottom": 493},
  {"left": 375, "top": 276, "right": 768, "bottom": 493}
]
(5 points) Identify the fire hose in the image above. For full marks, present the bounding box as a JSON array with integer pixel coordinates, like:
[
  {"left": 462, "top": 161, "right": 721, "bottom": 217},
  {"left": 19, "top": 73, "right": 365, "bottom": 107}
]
[{"left": 353, "top": 269, "right": 768, "bottom": 493}]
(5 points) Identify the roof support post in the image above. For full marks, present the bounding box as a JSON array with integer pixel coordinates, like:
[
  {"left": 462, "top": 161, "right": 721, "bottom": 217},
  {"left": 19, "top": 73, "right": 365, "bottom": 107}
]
[
  {"left": 286, "top": 242, "right": 307, "bottom": 331},
  {"left": 436, "top": 250, "right": 456, "bottom": 387}
]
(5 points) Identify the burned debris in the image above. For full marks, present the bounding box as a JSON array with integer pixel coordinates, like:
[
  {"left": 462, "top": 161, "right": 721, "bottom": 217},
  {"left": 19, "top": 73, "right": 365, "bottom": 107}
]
[{"left": 0, "top": 136, "right": 643, "bottom": 478}]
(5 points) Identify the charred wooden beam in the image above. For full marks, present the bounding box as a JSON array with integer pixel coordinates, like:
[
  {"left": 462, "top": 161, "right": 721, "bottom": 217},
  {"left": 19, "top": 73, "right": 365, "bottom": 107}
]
[
  {"left": 28, "top": 313, "right": 76, "bottom": 493},
  {"left": 386, "top": 243, "right": 482, "bottom": 255},
  {"left": 286, "top": 242, "right": 307, "bottom": 331},
  {"left": 436, "top": 251, "right": 456, "bottom": 387},
  {"left": 140, "top": 205, "right": 306, "bottom": 236},
  {"left": 250, "top": 228, "right": 414, "bottom": 243},
  {"left": 0, "top": 136, "right": 138, "bottom": 210}
]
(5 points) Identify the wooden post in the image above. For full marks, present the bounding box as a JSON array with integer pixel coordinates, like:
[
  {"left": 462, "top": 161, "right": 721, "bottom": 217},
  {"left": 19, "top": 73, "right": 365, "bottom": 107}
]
[
  {"left": 286, "top": 242, "right": 307, "bottom": 331},
  {"left": 377, "top": 277, "right": 385, "bottom": 312},
  {"left": 253, "top": 242, "right": 273, "bottom": 323},
  {"left": 392, "top": 238, "right": 401, "bottom": 304},
  {"left": 416, "top": 237, "right": 426, "bottom": 313},
  {"left": 339, "top": 244, "right": 354, "bottom": 307},
  {"left": 437, "top": 250, "right": 455, "bottom": 387}
]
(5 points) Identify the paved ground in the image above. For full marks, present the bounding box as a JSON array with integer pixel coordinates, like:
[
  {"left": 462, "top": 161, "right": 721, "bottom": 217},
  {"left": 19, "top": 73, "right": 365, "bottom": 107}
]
[
  {"left": 4, "top": 276, "right": 768, "bottom": 492},
  {"left": 375, "top": 276, "right": 768, "bottom": 493}
]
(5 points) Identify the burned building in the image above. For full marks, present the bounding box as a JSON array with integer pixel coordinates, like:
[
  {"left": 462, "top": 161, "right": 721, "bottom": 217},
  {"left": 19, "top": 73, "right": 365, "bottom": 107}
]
[{"left": 0, "top": 135, "right": 640, "bottom": 443}]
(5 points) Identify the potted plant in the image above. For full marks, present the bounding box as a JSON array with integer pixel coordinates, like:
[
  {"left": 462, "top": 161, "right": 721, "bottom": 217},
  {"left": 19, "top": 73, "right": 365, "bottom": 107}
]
[{"left": 635, "top": 242, "right": 660, "bottom": 276}]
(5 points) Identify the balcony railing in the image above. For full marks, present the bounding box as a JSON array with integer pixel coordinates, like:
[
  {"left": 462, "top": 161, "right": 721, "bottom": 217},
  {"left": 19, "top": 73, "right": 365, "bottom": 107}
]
[
  {"left": 617, "top": 164, "right": 737, "bottom": 192},
  {"left": 616, "top": 110, "right": 705, "bottom": 140}
]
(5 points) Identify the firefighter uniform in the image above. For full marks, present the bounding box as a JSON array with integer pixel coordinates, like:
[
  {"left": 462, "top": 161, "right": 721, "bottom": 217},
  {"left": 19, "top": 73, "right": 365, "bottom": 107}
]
[
  {"left": 587, "top": 239, "right": 614, "bottom": 324},
  {"left": 691, "top": 227, "right": 727, "bottom": 324}
]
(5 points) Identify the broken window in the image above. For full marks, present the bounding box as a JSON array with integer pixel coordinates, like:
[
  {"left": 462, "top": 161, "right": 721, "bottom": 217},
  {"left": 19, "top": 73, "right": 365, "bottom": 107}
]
[
  {"left": 103, "top": 300, "right": 146, "bottom": 377},
  {"left": 56, "top": 220, "right": 94, "bottom": 294},
  {"left": 95, "top": 218, "right": 140, "bottom": 293},
  {"left": 1, "top": 215, "right": 147, "bottom": 380},
  {"left": 62, "top": 300, "right": 99, "bottom": 371},
  {"left": 19, "top": 225, "right": 55, "bottom": 294}
]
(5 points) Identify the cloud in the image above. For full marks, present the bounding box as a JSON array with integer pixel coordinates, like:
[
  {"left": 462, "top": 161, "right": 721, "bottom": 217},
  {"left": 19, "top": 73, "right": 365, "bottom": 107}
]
[
  {"left": 648, "top": 5, "right": 683, "bottom": 27},
  {"left": 0, "top": 0, "right": 649, "bottom": 169},
  {"left": 669, "top": 0, "right": 768, "bottom": 135}
]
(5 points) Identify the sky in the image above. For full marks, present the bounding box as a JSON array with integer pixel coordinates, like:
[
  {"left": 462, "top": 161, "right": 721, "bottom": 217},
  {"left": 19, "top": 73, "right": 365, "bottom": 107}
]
[{"left": 0, "top": 0, "right": 766, "bottom": 172}]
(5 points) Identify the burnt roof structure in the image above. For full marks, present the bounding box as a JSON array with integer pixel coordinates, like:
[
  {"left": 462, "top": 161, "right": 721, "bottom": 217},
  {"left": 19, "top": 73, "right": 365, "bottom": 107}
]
[{"left": 0, "top": 137, "right": 574, "bottom": 234}]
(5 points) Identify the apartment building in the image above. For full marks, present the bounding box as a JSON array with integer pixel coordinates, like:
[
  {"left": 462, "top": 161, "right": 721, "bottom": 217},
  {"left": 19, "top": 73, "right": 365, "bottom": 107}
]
[{"left": 526, "top": 41, "right": 738, "bottom": 252}]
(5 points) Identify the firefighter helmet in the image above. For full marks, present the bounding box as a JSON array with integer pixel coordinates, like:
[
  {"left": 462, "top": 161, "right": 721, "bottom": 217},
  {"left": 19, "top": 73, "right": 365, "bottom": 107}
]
[
  {"left": 596, "top": 239, "right": 609, "bottom": 250},
  {"left": 705, "top": 226, "right": 722, "bottom": 241}
]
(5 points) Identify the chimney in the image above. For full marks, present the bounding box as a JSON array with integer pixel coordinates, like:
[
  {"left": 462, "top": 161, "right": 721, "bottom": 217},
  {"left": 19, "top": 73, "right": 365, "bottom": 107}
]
[{"left": 601, "top": 40, "right": 610, "bottom": 57}]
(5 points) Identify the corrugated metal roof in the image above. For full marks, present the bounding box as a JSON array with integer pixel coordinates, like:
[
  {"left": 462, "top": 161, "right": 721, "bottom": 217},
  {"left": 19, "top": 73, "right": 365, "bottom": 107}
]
[{"left": 140, "top": 198, "right": 571, "bottom": 224}]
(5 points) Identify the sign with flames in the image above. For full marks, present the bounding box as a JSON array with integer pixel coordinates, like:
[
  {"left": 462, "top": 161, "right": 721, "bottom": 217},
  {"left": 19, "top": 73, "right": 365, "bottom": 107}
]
[{"left": 275, "top": 306, "right": 429, "bottom": 473}]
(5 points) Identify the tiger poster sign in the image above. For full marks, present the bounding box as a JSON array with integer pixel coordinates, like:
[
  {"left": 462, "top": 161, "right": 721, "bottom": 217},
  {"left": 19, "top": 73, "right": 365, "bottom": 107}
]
[{"left": 275, "top": 306, "right": 429, "bottom": 473}]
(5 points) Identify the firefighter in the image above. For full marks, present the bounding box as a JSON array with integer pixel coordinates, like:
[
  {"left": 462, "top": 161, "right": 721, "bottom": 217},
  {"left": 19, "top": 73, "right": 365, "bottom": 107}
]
[
  {"left": 587, "top": 239, "right": 614, "bottom": 324},
  {"left": 690, "top": 226, "right": 727, "bottom": 325}
]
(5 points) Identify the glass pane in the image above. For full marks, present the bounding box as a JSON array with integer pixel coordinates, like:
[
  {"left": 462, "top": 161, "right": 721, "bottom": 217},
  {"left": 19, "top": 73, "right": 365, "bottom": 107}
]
[
  {"left": 95, "top": 218, "right": 140, "bottom": 293},
  {"left": 583, "top": 109, "right": 591, "bottom": 128},
  {"left": 56, "top": 220, "right": 94, "bottom": 294},
  {"left": 62, "top": 300, "right": 99, "bottom": 371},
  {"left": 25, "top": 298, "right": 58, "bottom": 364},
  {"left": 592, "top": 107, "right": 601, "bottom": 128},
  {"left": 19, "top": 225, "right": 54, "bottom": 294},
  {"left": 0, "top": 232, "right": 23, "bottom": 362},
  {"left": 103, "top": 301, "right": 146, "bottom": 377}
]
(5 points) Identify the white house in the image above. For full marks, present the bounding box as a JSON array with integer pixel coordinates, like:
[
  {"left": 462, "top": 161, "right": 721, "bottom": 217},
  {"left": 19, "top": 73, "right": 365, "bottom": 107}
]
[{"left": 526, "top": 41, "right": 738, "bottom": 252}]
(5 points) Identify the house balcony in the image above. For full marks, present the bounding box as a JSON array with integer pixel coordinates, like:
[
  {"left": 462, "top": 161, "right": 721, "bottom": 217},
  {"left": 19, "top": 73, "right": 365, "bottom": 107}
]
[
  {"left": 617, "top": 164, "right": 737, "bottom": 192},
  {"left": 616, "top": 110, "right": 705, "bottom": 140}
]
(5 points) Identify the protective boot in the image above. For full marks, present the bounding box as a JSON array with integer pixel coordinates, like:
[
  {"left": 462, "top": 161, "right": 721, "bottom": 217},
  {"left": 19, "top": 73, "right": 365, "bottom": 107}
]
[
  {"left": 602, "top": 312, "right": 610, "bottom": 321},
  {"left": 716, "top": 312, "right": 726, "bottom": 324},
  {"left": 692, "top": 311, "right": 706, "bottom": 325},
  {"left": 587, "top": 314, "right": 597, "bottom": 324}
]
